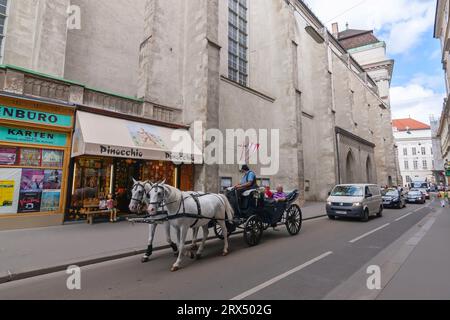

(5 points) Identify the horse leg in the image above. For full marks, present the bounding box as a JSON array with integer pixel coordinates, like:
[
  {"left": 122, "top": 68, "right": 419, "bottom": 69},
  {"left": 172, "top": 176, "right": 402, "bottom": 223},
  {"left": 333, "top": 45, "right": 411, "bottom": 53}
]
[
  {"left": 142, "top": 224, "right": 157, "bottom": 263},
  {"left": 171, "top": 225, "right": 189, "bottom": 272},
  {"left": 191, "top": 227, "right": 200, "bottom": 252},
  {"left": 218, "top": 220, "right": 230, "bottom": 256},
  {"left": 165, "top": 222, "right": 178, "bottom": 255},
  {"left": 196, "top": 225, "right": 209, "bottom": 260}
]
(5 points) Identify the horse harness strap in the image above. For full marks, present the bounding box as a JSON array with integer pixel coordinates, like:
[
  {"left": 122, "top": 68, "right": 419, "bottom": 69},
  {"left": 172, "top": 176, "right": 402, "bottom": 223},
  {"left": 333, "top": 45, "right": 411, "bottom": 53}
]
[{"left": 148, "top": 192, "right": 229, "bottom": 224}]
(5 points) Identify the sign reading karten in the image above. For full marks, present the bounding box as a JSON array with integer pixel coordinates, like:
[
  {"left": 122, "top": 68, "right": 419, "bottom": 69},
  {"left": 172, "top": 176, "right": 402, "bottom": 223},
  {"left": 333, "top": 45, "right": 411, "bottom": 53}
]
[
  {"left": 0, "top": 105, "right": 72, "bottom": 128},
  {"left": 0, "top": 126, "right": 68, "bottom": 147}
]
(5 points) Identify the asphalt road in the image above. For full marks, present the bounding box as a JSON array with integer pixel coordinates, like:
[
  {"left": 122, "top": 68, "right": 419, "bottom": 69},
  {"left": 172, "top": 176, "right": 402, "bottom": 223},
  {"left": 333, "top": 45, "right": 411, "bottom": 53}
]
[{"left": 0, "top": 201, "right": 435, "bottom": 300}]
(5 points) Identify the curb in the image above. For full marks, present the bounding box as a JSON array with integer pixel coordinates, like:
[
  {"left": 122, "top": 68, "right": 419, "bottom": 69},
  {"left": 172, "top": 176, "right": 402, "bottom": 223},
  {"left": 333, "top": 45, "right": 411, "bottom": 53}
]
[{"left": 0, "top": 214, "right": 325, "bottom": 285}]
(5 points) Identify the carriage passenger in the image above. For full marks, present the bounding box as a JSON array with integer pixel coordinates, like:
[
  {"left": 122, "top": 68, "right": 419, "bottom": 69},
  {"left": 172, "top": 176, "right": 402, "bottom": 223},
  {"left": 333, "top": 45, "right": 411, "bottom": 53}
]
[
  {"left": 265, "top": 186, "right": 274, "bottom": 199},
  {"left": 273, "top": 185, "right": 288, "bottom": 203}
]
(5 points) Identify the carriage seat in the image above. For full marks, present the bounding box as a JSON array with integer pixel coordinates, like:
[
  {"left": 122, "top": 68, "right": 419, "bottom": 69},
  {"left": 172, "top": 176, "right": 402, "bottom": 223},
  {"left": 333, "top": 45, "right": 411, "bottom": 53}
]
[
  {"left": 242, "top": 189, "right": 257, "bottom": 197},
  {"left": 286, "top": 190, "right": 299, "bottom": 203}
]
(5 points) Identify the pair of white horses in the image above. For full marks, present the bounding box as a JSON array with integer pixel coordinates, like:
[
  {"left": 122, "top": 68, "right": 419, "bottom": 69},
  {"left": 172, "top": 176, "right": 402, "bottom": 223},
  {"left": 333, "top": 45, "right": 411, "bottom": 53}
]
[{"left": 129, "top": 180, "right": 234, "bottom": 272}]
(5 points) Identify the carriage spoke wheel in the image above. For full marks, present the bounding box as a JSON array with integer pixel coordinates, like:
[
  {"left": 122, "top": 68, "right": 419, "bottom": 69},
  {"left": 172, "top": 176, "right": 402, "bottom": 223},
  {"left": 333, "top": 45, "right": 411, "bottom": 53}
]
[
  {"left": 285, "top": 204, "right": 302, "bottom": 236},
  {"left": 244, "top": 215, "right": 263, "bottom": 247},
  {"left": 214, "top": 221, "right": 233, "bottom": 240}
]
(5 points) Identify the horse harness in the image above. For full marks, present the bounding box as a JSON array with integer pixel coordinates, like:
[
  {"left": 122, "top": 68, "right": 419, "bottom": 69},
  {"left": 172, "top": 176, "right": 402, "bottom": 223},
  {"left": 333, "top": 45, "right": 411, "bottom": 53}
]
[{"left": 145, "top": 184, "right": 228, "bottom": 227}]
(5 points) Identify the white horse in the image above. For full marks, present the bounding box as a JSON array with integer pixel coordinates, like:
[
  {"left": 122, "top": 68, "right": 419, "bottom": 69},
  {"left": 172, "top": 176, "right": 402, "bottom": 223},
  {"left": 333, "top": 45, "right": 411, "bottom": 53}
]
[
  {"left": 146, "top": 182, "right": 234, "bottom": 272},
  {"left": 129, "top": 179, "right": 178, "bottom": 262}
]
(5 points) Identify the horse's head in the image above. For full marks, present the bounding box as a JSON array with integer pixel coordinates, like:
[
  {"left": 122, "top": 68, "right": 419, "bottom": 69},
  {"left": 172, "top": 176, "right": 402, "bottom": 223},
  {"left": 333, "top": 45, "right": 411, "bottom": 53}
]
[
  {"left": 129, "top": 178, "right": 147, "bottom": 213},
  {"left": 146, "top": 180, "right": 167, "bottom": 216}
]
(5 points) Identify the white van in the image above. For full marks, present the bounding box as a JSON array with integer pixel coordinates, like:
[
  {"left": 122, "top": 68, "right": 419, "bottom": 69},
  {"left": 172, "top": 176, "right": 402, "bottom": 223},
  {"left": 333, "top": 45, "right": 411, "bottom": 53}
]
[{"left": 326, "top": 184, "right": 383, "bottom": 222}]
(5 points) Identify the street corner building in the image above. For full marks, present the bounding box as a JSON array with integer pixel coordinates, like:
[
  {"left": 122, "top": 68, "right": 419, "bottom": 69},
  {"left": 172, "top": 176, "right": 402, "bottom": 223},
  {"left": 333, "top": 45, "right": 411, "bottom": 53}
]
[{"left": 0, "top": 0, "right": 399, "bottom": 230}]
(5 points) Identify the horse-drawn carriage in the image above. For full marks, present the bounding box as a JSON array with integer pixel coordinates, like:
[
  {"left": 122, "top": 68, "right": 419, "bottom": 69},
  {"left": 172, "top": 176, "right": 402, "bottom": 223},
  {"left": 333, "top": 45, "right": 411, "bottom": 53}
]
[
  {"left": 212, "top": 188, "right": 303, "bottom": 247},
  {"left": 128, "top": 181, "right": 303, "bottom": 271}
]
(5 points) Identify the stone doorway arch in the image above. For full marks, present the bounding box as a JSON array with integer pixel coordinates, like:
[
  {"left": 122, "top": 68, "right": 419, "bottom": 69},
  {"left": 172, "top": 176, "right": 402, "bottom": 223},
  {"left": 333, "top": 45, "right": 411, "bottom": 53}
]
[{"left": 345, "top": 150, "right": 356, "bottom": 183}]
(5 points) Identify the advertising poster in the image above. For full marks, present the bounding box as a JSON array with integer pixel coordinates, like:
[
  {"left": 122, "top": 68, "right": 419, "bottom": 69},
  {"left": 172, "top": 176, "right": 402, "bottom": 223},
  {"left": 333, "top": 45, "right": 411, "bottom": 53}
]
[
  {"left": 43, "top": 170, "right": 62, "bottom": 190},
  {"left": 40, "top": 191, "right": 61, "bottom": 212},
  {"left": 0, "top": 147, "right": 18, "bottom": 165},
  {"left": 127, "top": 124, "right": 167, "bottom": 149},
  {"left": 0, "top": 168, "right": 22, "bottom": 215},
  {"left": 0, "top": 180, "right": 15, "bottom": 208},
  {"left": 19, "top": 148, "right": 42, "bottom": 167},
  {"left": 18, "top": 191, "right": 42, "bottom": 213},
  {"left": 42, "top": 150, "right": 64, "bottom": 168},
  {"left": 20, "top": 169, "right": 45, "bottom": 192}
]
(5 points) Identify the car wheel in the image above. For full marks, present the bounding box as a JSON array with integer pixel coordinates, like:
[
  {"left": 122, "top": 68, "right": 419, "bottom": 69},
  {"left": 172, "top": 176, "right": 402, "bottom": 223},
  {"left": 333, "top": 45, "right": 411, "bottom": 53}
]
[
  {"left": 377, "top": 206, "right": 383, "bottom": 218},
  {"left": 328, "top": 215, "right": 336, "bottom": 220},
  {"left": 361, "top": 209, "right": 369, "bottom": 222}
]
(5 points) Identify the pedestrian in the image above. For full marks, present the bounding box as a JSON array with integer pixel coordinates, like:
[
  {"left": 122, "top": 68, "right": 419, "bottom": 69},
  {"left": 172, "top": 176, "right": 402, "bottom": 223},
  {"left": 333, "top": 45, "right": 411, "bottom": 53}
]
[{"left": 107, "top": 193, "right": 118, "bottom": 223}]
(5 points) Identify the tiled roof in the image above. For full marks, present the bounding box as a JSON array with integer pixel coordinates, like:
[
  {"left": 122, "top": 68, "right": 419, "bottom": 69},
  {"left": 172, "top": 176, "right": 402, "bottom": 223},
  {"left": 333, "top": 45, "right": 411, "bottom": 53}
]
[
  {"left": 338, "top": 29, "right": 372, "bottom": 40},
  {"left": 392, "top": 118, "right": 431, "bottom": 131},
  {"left": 338, "top": 29, "right": 380, "bottom": 50}
]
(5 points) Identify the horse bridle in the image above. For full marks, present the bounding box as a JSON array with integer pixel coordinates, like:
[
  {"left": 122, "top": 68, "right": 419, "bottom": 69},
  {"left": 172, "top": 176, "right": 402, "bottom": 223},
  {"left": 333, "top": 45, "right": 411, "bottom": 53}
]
[
  {"left": 147, "top": 184, "right": 168, "bottom": 210},
  {"left": 131, "top": 182, "right": 152, "bottom": 209}
]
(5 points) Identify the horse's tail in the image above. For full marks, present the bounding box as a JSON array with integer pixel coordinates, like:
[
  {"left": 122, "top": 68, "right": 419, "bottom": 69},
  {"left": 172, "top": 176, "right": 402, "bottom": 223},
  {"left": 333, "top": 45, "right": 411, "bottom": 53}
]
[{"left": 219, "top": 194, "right": 234, "bottom": 221}]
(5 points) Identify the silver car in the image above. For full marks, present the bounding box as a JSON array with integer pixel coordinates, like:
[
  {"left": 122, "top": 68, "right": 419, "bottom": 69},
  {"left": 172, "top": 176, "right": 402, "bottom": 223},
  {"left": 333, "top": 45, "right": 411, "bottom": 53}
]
[{"left": 326, "top": 184, "right": 384, "bottom": 222}]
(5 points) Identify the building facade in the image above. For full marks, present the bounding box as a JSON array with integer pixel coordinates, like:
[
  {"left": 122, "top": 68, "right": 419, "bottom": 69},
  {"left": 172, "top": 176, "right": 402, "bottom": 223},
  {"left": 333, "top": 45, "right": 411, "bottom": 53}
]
[
  {"left": 435, "top": 0, "right": 450, "bottom": 180},
  {"left": 393, "top": 119, "right": 435, "bottom": 185},
  {"left": 431, "top": 116, "right": 446, "bottom": 185},
  {"left": 0, "top": 0, "right": 399, "bottom": 229}
]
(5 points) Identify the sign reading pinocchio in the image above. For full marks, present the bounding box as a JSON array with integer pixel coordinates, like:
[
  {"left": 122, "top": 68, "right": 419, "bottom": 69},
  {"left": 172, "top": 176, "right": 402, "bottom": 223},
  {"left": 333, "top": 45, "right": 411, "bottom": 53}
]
[{"left": 0, "top": 96, "right": 74, "bottom": 229}]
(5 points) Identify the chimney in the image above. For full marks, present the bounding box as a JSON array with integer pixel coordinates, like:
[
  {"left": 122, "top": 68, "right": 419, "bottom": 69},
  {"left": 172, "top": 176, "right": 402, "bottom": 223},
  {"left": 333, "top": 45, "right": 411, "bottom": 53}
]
[{"left": 332, "top": 22, "right": 339, "bottom": 38}]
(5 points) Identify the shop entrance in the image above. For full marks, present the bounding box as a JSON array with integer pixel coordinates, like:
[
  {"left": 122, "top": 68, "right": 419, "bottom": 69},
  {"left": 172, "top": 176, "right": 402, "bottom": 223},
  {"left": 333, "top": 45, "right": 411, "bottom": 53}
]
[{"left": 68, "top": 157, "right": 182, "bottom": 222}]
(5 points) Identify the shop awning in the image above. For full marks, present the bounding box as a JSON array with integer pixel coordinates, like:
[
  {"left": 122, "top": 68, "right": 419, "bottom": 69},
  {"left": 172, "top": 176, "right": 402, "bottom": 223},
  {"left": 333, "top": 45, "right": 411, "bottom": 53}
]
[{"left": 72, "top": 111, "right": 203, "bottom": 164}]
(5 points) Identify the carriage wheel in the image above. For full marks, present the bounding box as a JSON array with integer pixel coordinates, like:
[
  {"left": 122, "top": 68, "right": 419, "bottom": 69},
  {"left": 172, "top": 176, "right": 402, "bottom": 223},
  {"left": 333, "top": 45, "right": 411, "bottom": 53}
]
[
  {"left": 244, "top": 215, "right": 263, "bottom": 247},
  {"left": 285, "top": 204, "right": 302, "bottom": 236},
  {"left": 214, "top": 221, "right": 234, "bottom": 240}
]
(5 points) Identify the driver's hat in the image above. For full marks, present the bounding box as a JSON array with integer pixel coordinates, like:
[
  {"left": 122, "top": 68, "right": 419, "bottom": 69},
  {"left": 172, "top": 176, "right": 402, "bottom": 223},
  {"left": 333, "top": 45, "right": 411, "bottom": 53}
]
[{"left": 240, "top": 165, "right": 250, "bottom": 172}]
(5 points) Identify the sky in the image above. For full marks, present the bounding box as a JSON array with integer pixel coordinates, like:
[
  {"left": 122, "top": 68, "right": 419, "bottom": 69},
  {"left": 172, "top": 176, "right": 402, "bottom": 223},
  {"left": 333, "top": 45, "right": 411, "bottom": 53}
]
[{"left": 304, "top": 0, "right": 445, "bottom": 125}]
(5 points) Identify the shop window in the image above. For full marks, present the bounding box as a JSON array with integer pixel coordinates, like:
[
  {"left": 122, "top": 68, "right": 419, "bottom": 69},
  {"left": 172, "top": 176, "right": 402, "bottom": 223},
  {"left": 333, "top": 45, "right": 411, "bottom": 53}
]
[
  {"left": 69, "top": 157, "right": 113, "bottom": 220},
  {"left": 257, "top": 178, "right": 271, "bottom": 188},
  {"left": 0, "top": 145, "right": 64, "bottom": 215},
  {"left": 221, "top": 177, "right": 232, "bottom": 191}
]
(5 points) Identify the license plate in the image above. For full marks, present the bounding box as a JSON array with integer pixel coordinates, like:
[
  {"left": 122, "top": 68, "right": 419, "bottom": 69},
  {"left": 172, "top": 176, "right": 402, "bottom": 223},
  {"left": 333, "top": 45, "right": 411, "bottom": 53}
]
[{"left": 335, "top": 211, "right": 347, "bottom": 215}]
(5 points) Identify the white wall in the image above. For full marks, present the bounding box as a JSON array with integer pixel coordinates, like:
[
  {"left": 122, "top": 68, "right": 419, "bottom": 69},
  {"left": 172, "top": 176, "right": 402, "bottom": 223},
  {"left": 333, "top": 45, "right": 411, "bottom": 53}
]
[{"left": 394, "top": 129, "right": 434, "bottom": 184}]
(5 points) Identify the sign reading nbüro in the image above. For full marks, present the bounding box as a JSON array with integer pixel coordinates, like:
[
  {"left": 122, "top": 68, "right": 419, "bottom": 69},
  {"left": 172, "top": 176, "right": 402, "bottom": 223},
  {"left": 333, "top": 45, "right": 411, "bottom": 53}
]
[{"left": 0, "top": 105, "right": 72, "bottom": 128}]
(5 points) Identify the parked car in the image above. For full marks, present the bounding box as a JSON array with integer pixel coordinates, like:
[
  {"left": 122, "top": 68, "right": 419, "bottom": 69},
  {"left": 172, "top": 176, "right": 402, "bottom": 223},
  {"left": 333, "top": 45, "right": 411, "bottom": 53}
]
[
  {"left": 326, "top": 184, "right": 383, "bottom": 222},
  {"left": 382, "top": 189, "right": 406, "bottom": 209},
  {"left": 406, "top": 190, "right": 426, "bottom": 204}
]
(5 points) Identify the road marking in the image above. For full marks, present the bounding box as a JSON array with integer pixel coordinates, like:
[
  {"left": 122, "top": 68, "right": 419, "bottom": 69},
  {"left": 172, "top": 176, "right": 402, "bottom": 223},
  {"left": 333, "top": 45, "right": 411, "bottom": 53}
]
[
  {"left": 349, "top": 224, "right": 390, "bottom": 244},
  {"left": 395, "top": 212, "right": 415, "bottom": 222},
  {"left": 406, "top": 217, "right": 437, "bottom": 246},
  {"left": 230, "top": 251, "right": 333, "bottom": 301}
]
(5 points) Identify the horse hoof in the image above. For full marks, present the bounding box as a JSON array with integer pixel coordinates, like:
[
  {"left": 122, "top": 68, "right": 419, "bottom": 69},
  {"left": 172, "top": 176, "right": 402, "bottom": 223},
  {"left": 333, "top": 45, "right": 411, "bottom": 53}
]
[
  {"left": 189, "top": 252, "right": 196, "bottom": 260},
  {"left": 141, "top": 257, "right": 149, "bottom": 263},
  {"left": 222, "top": 251, "right": 229, "bottom": 257},
  {"left": 195, "top": 254, "right": 202, "bottom": 260},
  {"left": 171, "top": 266, "right": 180, "bottom": 272}
]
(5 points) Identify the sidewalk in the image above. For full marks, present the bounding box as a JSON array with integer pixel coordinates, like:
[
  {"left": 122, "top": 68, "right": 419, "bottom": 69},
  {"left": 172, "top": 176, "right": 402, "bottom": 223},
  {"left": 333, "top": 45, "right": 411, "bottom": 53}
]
[
  {"left": 378, "top": 204, "right": 450, "bottom": 300},
  {"left": 0, "top": 202, "right": 326, "bottom": 284}
]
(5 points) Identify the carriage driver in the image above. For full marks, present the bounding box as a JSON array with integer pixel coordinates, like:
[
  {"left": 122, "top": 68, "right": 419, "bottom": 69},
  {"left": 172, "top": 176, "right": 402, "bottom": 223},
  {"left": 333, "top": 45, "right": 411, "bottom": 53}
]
[{"left": 234, "top": 165, "right": 257, "bottom": 192}]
